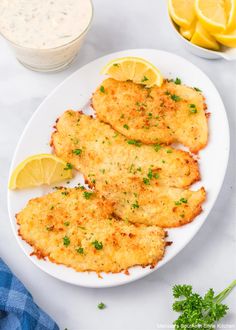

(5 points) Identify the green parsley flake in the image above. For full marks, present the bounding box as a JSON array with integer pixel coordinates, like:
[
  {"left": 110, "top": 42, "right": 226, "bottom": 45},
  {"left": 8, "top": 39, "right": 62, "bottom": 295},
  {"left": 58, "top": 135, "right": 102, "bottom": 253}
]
[
  {"left": 61, "top": 191, "right": 69, "bottom": 196},
  {"left": 166, "top": 149, "right": 173, "bottom": 153},
  {"left": 72, "top": 149, "right": 82, "bottom": 155},
  {"left": 113, "top": 63, "right": 119, "bottom": 67},
  {"left": 64, "top": 221, "right": 70, "bottom": 226},
  {"left": 154, "top": 144, "right": 162, "bottom": 152},
  {"left": 123, "top": 124, "right": 129, "bottom": 130},
  {"left": 76, "top": 247, "right": 84, "bottom": 254},
  {"left": 132, "top": 201, "right": 139, "bottom": 209},
  {"left": 92, "top": 240, "right": 103, "bottom": 250},
  {"left": 171, "top": 94, "right": 181, "bottom": 102},
  {"left": 141, "top": 76, "right": 149, "bottom": 82},
  {"left": 127, "top": 139, "right": 142, "bottom": 147},
  {"left": 63, "top": 236, "right": 70, "bottom": 247},
  {"left": 83, "top": 191, "right": 93, "bottom": 200},
  {"left": 143, "top": 178, "right": 150, "bottom": 185},
  {"left": 100, "top": 85, "right": 105, "bottom": 93},
  {"left": 98, "top": 302, "right": 106, "bottom": 310},
  {"left": 194, "top": 87, "right": 202, "bottom": 92},
  {"left": 64, "top": 163, "right": 73, "bottom": 170},
  {"left": 174, "top": 78, "right": 181, "bottom": 85},
  {"left": 189, "top": 104, "right": 197, "bottom": 113}
]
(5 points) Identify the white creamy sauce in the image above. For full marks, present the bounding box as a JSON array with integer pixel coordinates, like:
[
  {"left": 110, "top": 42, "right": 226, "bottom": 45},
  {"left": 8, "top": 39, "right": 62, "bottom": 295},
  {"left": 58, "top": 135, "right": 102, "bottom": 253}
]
[{"left": 0, "top": 0, "right": 92, "bottom": 49}]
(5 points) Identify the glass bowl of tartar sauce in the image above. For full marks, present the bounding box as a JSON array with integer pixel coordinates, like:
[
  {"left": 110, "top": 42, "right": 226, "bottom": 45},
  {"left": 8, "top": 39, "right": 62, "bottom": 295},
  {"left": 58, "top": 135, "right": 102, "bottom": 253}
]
[{"left": 0, "top": 0, "right": 93, "bottom": 72}]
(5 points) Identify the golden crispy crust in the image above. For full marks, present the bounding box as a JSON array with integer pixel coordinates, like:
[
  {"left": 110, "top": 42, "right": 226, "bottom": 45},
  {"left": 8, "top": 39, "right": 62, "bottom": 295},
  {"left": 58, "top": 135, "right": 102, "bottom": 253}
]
[
  {"left": 51, "top": 110, "right": 200, "bottom": 189},
  {"left": 99, "top": 179, "right": 206, "bottom": 228},
  {"left": 92, "top": 79, "right": 208, "bottom": 153},
  {"left": 50, "top": 111, "right": 205, "bottom": 228},
  {"left": 16, "top": 188, "right": 166, "bottom": 273}
]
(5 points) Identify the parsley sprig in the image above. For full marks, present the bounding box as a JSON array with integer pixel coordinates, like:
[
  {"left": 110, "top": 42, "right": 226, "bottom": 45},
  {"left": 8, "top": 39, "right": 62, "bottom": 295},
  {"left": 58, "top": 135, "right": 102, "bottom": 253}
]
[{"left": 172, "top": 280, "right": 236, "bottom": 329}]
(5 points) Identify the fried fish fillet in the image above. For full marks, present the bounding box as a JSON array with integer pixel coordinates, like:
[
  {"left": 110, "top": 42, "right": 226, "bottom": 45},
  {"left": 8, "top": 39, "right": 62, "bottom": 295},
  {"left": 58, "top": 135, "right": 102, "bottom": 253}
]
[
  {"left": 98, "top": 178, "right": 206, "bottom": 228},
  {"left": 51, "top": 111, "right": 205, "bottom": 228},
  {"left": 92, "top": 79, "right": 208, "bottom": 153},
  {"left": 51, "top": 110, "right": 200, "bottom": 189},
  {"left": 16, "top": 188, "right": 166, "bottom": 273}
]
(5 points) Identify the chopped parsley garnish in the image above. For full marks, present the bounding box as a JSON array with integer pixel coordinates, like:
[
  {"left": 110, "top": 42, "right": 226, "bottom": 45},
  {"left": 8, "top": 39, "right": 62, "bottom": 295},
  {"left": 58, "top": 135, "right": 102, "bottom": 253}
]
[
  {"left": 92, "top": 240, "right": 103, "bottom": 250},
  {"left": 63, "top": 236, "right": 70, "bottom": 247},
  {"left": 61, "top": 191, "right": 69, "bottom": 196},
  {"left": 141, "top": 76, "right": 149, "bottom": 82},
  {"left": 189, "top": 104, "right": 197, "bottom": 113},
  {"left": 132, "top": 201, "right": 139, "bottom": 209},
  {"left": 76, "top": 247, "right": 84, "bottom": 254},
  {"left": 64, "top": 163, "right": 73, "bottom": 170},
  {"left": 98, "top": 302, "right": 106, "bottom": 310},
  {"left": 174, "top": 78, "right": 181, "bottom": 85},
  {"left": 166, "top": 149, "right": 173, "bottom": 153},
  {"left": 64, "top": 221, "right": 70, "bottom": 226},
  {"left": 83, "top": 191, "right": 93, "bottom": 200},
  {"left": 72, "top": 148, "right": 82, "bottom": 155},
  {"left": 143, "top": 178, "right": 150, "bottom": 185},
  {"left": 154, "top": 144, "right": 162, "bottom": 152},
  {"left": 194, "top": 87, "right": 202, "bottom": 92},
  {"left": 171, "top": 94, "right": 181, "bottom": 102},
  {"left": 113, "top": 63, "right": 119, "bottom": 67},
  {"left": 127, "top": 139, "right": 142, "bottom": 147},
  {"left": 100, "top": 85, "right": 105, "bottom": 93},
  {"left": 175, "top": 198, "right": 188, "bottom": 205},
  {"left": 123, "top": 124, "right": 129, "bottom": 130},
  {"left": 165, "top": 91, "right": 171, "bottom": 95}
]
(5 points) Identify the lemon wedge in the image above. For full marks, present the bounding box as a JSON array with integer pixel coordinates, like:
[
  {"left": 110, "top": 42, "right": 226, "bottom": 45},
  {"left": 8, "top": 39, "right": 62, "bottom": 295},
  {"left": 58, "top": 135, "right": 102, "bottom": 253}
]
[
  {"left": 180, "top": 22, "right": 196, "bottom": 40},
  {"left": 191, "top": 21, "right": 221, "bottom": 50},
  {"left": 225, "top": 0, "right": 236, "bottom": 31},
  {"left": 168, "top": 0, "right": 195, "bottom": 28},
  {"left": 214, "top": 28, "right": 236, "bottom": 47},
  {"left": 101, "top": 57, "right": 163, "bottom": 87},
  {"left": 195, "top": 0, "right": 227, "bottom": 33},
  {"left": 9, "top": 154, "right": 73, "bottom": 189}
]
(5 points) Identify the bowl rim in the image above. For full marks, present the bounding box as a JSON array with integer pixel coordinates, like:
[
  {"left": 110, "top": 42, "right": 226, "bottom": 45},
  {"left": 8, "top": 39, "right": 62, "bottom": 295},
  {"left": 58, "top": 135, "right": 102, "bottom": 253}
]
[{"left": 0, "top": 0, "right": 94, "bottom": 51}]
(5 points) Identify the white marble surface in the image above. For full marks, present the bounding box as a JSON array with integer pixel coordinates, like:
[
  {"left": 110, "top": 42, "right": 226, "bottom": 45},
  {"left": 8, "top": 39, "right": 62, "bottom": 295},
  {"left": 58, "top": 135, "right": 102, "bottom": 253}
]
[{"left": 0, "top": 1, "right": 236, "bottom": 329}]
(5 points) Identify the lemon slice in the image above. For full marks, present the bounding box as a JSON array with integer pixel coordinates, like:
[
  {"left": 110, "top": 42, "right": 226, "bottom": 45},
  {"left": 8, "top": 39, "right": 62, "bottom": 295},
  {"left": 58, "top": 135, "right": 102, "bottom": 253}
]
[
  {"left": 225, "top": 0, "right": 236, "bottom": 31},
  {"left": 9, "top": 154, "right": 73, "bottom": 189},
  {"left": 168, "top": 0, "right": 195, "bottom": 28},
  {"left": 195, "top": 0, "right": 227, "bottom": 33},
  {"left": 214, "top": 28, "right": 236, "bottom": 47},
  {"left": 180, "top": 22, "right": 196, "bottom": 40},
  {"left": 101, "top": 57, "right": 163, "bottom": 87},
  {"left": 191, "top": 22, "right": 221, "bottom": 50}
]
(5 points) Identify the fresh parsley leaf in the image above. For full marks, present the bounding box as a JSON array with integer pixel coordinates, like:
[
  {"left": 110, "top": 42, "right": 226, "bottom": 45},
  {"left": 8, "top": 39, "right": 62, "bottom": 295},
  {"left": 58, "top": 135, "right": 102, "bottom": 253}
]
[
  {"left": 76, "top": 247, "right": 84, "bottom": 254},
  {"left": 171, "top": 94, "right": 181, "bottom": 102},
  {"left": 132, "top": 201, "right": 139, "bottom": 209},
  {"left": 143, "top": 178, "right": 150, "bottom": 185},
  {"left": 123, "top": 124, "right": 129, "bottom": 130},
  {"left": 172, "top": 281, "right": 236, "bottom": 330},
  {"left": 141, "top": 76, "right": 149, "bottom": 82}
]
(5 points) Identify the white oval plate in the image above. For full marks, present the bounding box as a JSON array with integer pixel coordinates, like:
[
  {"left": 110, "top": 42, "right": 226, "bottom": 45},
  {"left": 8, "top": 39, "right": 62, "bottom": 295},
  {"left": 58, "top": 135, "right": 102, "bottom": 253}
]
[{"left": 8, "top": 49, "right": 229, "bottom": 288}]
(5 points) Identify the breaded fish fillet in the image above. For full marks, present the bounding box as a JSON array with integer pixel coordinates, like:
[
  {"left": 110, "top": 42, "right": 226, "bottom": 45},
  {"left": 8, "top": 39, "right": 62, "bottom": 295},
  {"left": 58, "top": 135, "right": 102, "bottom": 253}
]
[
  {"left": 51, "top": 111, "right": 200, "bottom": 189},
  {"left": 98, "top": 178, "right": 206, "bottom": 228},
  {"left": 51, "top": 111, "right": 205, "bottom": 228},
  {"left": 92, "top": 79, "right": 208, "bottom": 153},
  {"left": 16, "top": 188, "right": 166, "bottom": 273}
]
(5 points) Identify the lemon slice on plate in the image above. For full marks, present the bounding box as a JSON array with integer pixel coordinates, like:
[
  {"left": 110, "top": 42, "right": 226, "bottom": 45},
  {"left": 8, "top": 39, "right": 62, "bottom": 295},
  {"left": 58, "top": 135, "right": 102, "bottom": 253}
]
[
  {"left": 9, "top": 154, "right": 73, "bottom": 189},
  {"left": 195, "top": 0, "right": 227, "bottom": 33},
  {"left": 101, "top": 57, "right": 163, "bottom": 87},
  {"left": 168, "top": 0, "right": 195, "bottom": 28},
  {"left": 191, "top": 21, "right": 220, "bottom": 50}
]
